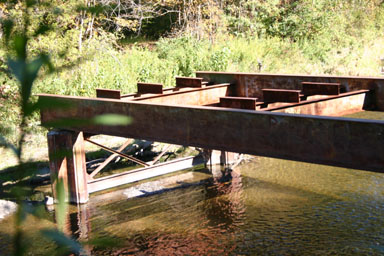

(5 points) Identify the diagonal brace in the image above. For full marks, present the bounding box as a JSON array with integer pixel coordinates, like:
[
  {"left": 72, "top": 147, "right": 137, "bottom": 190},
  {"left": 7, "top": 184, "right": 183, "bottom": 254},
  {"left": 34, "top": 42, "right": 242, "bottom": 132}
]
[
  {"left": 89, "top": 139, "right": 133, "bottom": 179},
  {"left": 85, "top": 138, "right": 149, "bottom": 168}
]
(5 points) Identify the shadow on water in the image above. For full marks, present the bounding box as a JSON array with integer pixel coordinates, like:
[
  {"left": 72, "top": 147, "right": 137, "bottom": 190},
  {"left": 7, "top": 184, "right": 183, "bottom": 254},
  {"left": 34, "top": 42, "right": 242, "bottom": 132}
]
[
  {"left": 1, "top": 111, "right": 384, "bottom": 254},
  {"left": 1, "top": 157, "right": 383, "bottom": 255},
  {"left": 53, "top": 161, "right": 383, "bottom": 255}
]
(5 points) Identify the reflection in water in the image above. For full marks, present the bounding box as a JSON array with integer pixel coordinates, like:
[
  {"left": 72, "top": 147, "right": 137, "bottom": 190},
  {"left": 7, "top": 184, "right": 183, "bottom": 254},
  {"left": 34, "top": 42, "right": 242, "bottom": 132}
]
[
  {"left": 1, "top": 111, "right": 383, "bottom": 255},
  {"left": 60, "top": 158, "right": 384, "bottom": 255}
]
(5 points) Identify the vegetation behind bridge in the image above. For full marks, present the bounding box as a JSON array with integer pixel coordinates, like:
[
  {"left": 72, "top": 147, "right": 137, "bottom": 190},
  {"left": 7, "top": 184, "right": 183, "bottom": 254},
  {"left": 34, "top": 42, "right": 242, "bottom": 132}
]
[
  {"left": 0, "top": 1, "right": 384, "bottom": 254},
  {"left": 1, "top": 0, "right": 384, "bottom": 148}
]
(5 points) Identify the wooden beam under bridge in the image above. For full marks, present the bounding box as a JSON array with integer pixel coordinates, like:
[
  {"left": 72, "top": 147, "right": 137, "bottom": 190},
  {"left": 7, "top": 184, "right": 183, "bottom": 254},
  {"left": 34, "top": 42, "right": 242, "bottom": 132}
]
[{"left": 39, "top": 93, "right": 384, "bottom": 173}]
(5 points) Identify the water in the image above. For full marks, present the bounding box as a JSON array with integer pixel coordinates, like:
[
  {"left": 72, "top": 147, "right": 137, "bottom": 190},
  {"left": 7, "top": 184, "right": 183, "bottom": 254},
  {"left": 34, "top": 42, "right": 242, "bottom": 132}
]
[{"left": 1, "top": 111, "right": 384, "bottom": 255}]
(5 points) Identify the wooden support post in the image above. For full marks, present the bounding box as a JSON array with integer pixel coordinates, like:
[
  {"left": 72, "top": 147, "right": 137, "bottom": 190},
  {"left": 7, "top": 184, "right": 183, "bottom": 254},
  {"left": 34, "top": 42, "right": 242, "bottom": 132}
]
[
  {"left": 204, "top": 149, "right": 239, "bottom": 166},
  {"left": 48, "top": 130, "right": 89, "bottom": 204}
]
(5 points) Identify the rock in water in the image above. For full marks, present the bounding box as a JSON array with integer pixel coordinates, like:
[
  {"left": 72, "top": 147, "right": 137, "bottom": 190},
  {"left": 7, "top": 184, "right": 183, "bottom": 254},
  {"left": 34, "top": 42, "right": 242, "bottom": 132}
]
[
  {"left": 0, "top": 200, "right": 17, "bottom": 220},
  {"left": 44, "top": 196, "right": 54, "bottom": 206}
]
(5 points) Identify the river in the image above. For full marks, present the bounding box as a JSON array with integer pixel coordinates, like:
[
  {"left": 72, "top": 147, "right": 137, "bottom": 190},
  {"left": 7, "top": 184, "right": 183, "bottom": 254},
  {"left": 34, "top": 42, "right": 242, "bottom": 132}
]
[{"left": 0, "top": 111, "right": 383, "bottom": 255}]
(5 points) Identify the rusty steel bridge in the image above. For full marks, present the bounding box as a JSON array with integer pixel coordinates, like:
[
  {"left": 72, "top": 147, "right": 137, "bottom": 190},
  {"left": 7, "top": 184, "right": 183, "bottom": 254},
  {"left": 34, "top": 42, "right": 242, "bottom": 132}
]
[{"left": 39, "top": 72, "right": 384, "bottom": 203}]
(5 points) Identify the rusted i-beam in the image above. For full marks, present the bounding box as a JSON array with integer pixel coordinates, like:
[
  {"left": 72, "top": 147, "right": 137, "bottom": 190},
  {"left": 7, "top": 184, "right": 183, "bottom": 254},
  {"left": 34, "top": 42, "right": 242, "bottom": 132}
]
[
  {"left": 89, "top": 139, "right": 133, "bottom": 179},
  {"left": 85, "top": 138, "right": 149, "bottom": 167},
  {"left": 39, "top": 94, "right": 384, "bottom": 172}
]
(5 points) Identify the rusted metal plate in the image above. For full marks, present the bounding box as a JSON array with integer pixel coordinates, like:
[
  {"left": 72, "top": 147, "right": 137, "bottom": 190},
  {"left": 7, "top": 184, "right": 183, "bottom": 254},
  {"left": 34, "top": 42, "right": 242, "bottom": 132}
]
[
  {"left": 302, "top": 82, "right": 340, "bottom": 96},
  {"left": 39, "top": 94, "right": 384, "bottom": 172},
  {"left": 220, "top": 96, "right": 257, "bottom": 110},
  {"left": 89, "top": 139, "right": 133, "bottom": 179},
  {"left": 266, "top": 90, "right": 371, "bottom": 116},
  {"left": 87, "top": 155, "right": 205, "bottom": 193},
  {"left": 85, "top": 138, "right": 149, "bottom": 167},
  {"left": 262, "top": 89, "right": 301, "bottom": 103},
  {"left": 176, "top": 77, "right": 203, "bottom": 88},
  {"left": 131, "top": 83, "right": 230, "bottom": 106},
  {"left": 96, "top": 89, "right": 121, "bottom": 99},
  {"left": 196, "top": 72, "right": 384, "bottom": 110},
  {"left": 137, "top": 82, "right": 163, "bottom": 94}
]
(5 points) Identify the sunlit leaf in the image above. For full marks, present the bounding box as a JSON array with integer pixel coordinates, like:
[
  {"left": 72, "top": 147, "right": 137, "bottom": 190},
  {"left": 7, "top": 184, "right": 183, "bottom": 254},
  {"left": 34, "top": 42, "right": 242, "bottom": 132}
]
[
  {"left": 92, "top": 114, "right": 132, "bottom": 126},
  {"left": 43, "top": 114, "right": 132, "bottom": 129},
  {"left": 41, "top": 228, "right": 82, "bottom": 255}
]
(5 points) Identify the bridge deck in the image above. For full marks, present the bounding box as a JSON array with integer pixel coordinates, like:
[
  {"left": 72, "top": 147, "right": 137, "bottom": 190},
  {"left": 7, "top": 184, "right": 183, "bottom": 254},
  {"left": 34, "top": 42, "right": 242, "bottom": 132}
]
[{"left": 39, "top": 72, "right": 384, "bottom": 203}]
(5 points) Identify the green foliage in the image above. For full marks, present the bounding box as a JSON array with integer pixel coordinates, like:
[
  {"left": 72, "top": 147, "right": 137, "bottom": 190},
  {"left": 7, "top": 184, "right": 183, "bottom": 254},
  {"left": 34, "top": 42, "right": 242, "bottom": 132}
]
[{"left": 0, "top": 0, "right": 383, "bottom": 254}]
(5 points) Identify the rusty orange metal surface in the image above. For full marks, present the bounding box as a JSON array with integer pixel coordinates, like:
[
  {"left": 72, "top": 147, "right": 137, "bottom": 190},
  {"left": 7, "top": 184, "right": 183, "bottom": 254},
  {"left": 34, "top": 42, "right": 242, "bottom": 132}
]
[
  {"left": 137, "top": 82, "right": 163, "bottom": 94},
  {"left": 40, "top": 72, "right": 384, "bottom": 174},
  {"left": 39, "top": 92, "right": 384, "bottom": 172},
  {"left": 196, "top": 72, "right": 384, "bottom": 110},
  {"left": 219, "top": 96, "right": 257, "bottom": 110},
  {"left": 176, "top": 76, "right": 203, "bottom": 88},
  {"left": 302, "top": 82, "right": 340, "bottom": 96},
  {"left": 262, "top": 89, "right": 301, "bottom": 103},
  {"left": 96, "top": 88, "right": 121, "bottom": 99}
]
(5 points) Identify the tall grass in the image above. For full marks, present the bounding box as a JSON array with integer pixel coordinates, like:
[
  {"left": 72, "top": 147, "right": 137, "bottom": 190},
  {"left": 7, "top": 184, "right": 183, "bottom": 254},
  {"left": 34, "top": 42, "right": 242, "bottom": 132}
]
[{"left": 2, "top": 34, "right": 384, "bottom": 145}]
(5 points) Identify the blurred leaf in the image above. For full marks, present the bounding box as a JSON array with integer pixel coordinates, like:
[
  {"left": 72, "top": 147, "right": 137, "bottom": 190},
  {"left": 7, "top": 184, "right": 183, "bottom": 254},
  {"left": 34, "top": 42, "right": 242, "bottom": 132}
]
[
  {"left": 12, "top": 35, "right": 27, "bottom": 60},
  {"left": 41, "top": 228, "right": 82, "bottom": 255},
  {"left": 92, "top": 114, "right": 132, "bottom": 126},
  {"left": 22, "top": 57, "right": 44, "bottom": 107},
  {"left": 42, "top": 118, "right": 96, "bottom": 129},
  {"left": 35, "top": 96, "right": 72, "bottom": 111},
  {"left": 26, "top": 0, "right": 37, "bottom": 8},
  {"left": 43, "top": 114, "right": 132, "bottom": 129},
  {"left": 53, "top": 7, "right": 64, "bottom": 15},
  {"left": 23, "top": 204, "right": 46, "bottom": 219},
  {"left": 8, "top": 55, "right": 45, "bottom": 112},
  {"left": 76, "top": 4, "right": 106, "bottom": 16},
  {"left": 13, "top": 229, "right": 27, "bottom": 256},
  {"left": 34, "top": 23, "right": 52, "bottom": 37},
  {"left": 55, "top": 178, "right": 67, "bottom": 231},
  {"left": 10, "top": 186, "right": 33, "bottom": 199},
  {"left": 15, "top": 202, "right": 27, "bottom": 226},
  {"left": 7, "top": 58, "right": 25, "bottom": 84},
  {"left": 1, "top": 18, "right": 14, "bottom": 45},
  {"left": 0, "top": 134, "right": 19, "bottom": 156},
  {"left": 48, "top": 148, "right": 72, "bottom": 161},
  {"left": 84, "top": 237, "right": 122, "bottom": 249},
  {"left": 40, "top": 54, "right": 55, "bottom": 73}
]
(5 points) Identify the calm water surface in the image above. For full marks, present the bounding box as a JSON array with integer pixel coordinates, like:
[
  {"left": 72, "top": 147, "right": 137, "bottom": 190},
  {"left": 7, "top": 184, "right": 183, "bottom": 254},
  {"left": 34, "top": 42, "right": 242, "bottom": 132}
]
[{"left": 1, "top": 111, "right": 384, "bottom": 255}]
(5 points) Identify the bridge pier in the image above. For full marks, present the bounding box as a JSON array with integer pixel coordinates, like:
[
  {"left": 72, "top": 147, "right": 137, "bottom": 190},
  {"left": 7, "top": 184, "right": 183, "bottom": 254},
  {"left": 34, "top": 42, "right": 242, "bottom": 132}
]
[
  {"left": 46, "top": 131, "right": 222, "bottom": 204},
  {"left": 47, "top": 130, "right": 89, "bottom": 204},
  {"left": 204, "top": 149, "right": 240, "bottom": 166}
]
